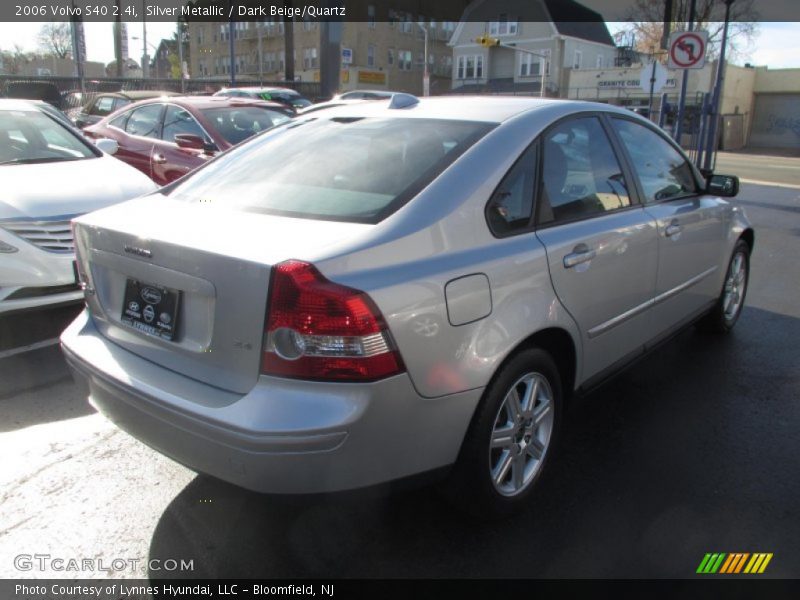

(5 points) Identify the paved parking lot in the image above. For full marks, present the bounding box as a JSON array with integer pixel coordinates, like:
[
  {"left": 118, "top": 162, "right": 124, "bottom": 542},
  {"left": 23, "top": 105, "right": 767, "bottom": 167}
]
[{"left": 1, "top": 181, "right": 798, "bottom": 579}]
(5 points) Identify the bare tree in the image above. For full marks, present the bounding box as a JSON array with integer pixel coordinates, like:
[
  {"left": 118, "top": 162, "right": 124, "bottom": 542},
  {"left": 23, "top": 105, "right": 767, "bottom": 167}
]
[
  {"left": 38, "top": 23, "right": 72, "bottom": 60},
  {"left": 0, "top": 45, "right": 33, "bottom": 74},
  {"left": 620, "top": 0, "right": 759, "bottom": 64}
]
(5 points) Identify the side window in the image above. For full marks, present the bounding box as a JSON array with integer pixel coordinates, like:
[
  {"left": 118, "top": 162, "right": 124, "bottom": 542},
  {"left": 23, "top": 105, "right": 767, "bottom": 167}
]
[
  {"left": 611, "top": 118, "right": 698, "bottom": 203},
  {"left": 162, "top": 105, "right": 207, "bottom": 143},
  {"left": 486, "top": 143, "right": 537, "bottom": 236},
  {"left": 124, "top": 104, "right": 163, "bottom": 139},
  {"left": 91, "top": 96, "right": 116, "bottom": 116},
  {"left": 109, "top": 110, "right": 131, "bottom": 130},
  {"left": 537, "top": 116, "right": 631, "bottom": 225},
  {"left": 113, "top": 98, "right": 132, "bottom": 112}
]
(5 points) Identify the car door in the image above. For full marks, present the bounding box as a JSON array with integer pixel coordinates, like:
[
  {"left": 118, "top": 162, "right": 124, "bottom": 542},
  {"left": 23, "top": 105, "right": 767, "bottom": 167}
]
[
  {"left": 151, "top": 104, "right": 212, "bottom": 185},
  {"left": 115, "top": 103, "right": 165, "bottom": 181},
  {"left": 608, "top": 116, "right": 727, "bottom": 336},
  {"left": 534, "top": 115, "right": 659, "bottom": 381}
]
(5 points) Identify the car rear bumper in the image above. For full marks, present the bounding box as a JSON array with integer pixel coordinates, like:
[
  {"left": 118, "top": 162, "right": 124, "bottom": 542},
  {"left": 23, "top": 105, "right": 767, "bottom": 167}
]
[{"left": 61, "top": 309, "right": 482, "bottom": 494}]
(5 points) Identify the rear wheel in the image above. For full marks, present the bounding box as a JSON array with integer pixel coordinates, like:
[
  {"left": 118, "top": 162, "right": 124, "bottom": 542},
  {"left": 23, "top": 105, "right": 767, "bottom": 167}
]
[
  {"left": 699, "top": 239, "right": 750, "bottom": 333},
  {"left": 445, "top": 348, "right": 562, "bottom": 518}
]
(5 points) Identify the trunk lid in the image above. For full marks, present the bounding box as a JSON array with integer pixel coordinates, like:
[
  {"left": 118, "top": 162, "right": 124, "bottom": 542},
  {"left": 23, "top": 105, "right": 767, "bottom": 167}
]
[{"left": 74, "top": 194, "right": 371, "bottom": 394}]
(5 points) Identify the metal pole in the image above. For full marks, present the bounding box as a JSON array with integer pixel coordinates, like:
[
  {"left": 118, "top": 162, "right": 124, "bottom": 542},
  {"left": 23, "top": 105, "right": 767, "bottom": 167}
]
[
  {"left": 177, "top": 21, "right": 185, "bottom": 91},
  {"left": 423, "top": 26, "right": 429, "bottom": 96},
  {"left": 141, "top": 0, "right": 149, "bottom": 78},
  {"left": 229, "top": 19, "right": 236, "bottom": 86},
  {"left": 674, "top": 0, "right": 697, "bottom": 144},
  {"left": 257, "top": 24, "right": 263, "bottom": 84},
  {"left": 702, "top": 0, "right": 733, "bottom": 172},
  {"left": 541, "top": 54, "right": 547, "bottom": 97}
]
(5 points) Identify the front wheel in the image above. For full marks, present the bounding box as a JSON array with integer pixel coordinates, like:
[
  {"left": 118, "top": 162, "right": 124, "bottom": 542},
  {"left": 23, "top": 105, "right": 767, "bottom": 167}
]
[
  {"left": 699, "top": 239, "right": 750, "bottom": 333},
  {"left": 444, "top": 348, "right": 562, "bottom": 518}
]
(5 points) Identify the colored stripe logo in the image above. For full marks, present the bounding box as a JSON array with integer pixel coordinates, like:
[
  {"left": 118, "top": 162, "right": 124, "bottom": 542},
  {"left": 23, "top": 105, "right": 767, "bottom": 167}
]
[{"left": 697, "top": 553, "right": 773, "bottom": 574}]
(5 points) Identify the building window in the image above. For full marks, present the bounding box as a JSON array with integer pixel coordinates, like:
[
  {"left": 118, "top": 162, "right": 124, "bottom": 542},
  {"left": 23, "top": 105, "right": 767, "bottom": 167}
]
[
  {"left": 489, "top": 14, "right": 518, "bottom": 36},
  {"left": 573, "top": 50, "right": 582, "bottom": 70},
  {"left": 417, "top": 52, "right": 424, "bottom": 69},
  {"left": 596, "top": 54, "right": 604, "bottom": 69},
  {"left": 279, "top": 50, "right": 285, "bottom": 72},
  {"left": 367, "top": 44, "right": 375, "bottom": 68},
  {"left": 368, "top": 5, "right": 376, "bottom": 28},
  {"left": 399, "top": 50, "right": 412, "bottom": 71},
  {"left": 387, "top": 48, "right": 394, "bottom": 66},
  {"left": 303, "top": 47, "right": 318, "bottom": 69},
  {"left": 457, "top": 55, "right": 484, "bottom": 79}
]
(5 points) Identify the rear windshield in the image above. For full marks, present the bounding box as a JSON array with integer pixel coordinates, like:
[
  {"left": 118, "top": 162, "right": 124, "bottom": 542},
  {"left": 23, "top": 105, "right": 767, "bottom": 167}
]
[
  {"left": 170, "top": 117, "right": 494, "bottom": 223},
  {"left": 202, "top": 106, "right": 292, "bottom": 145}
]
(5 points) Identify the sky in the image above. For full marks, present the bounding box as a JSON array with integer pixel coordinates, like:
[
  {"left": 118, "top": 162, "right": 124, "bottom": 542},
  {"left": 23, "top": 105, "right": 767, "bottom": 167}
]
[{"left": 0, "top": 21, "right": 799, "bottom": 69}]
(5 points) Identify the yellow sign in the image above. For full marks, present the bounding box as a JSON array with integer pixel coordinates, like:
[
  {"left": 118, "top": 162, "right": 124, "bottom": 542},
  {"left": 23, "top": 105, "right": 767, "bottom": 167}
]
[
  {"left": 341, "top": 70, "right": 350, "bottom": 84},
  {"left": 357, "top": 70, "right": 386, "bottom": 85}
]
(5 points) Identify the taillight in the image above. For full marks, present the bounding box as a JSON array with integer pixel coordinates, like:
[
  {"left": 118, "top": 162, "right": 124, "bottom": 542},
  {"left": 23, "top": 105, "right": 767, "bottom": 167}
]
[{"left": 262, "top": 260, "right": 405, "bottom": 382}]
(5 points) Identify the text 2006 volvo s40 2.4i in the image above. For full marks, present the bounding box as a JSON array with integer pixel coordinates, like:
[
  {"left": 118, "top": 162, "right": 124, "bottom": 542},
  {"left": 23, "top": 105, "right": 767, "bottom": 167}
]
[{"left": 62, "top": 95, "right": 753, "bottom": 516}]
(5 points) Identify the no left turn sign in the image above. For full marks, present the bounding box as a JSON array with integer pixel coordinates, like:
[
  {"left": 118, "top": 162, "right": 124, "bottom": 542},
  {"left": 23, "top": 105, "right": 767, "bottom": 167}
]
[{"left": 667, "top": 31, "right": 709, "bottom": 69}]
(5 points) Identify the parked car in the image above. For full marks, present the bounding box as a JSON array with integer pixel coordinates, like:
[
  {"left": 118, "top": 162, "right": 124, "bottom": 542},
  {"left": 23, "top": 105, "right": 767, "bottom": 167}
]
[
  {"left": 72, "top": 90, "right": 179, "bottom": 129},
  {"left": 62, "top": 96, "right": 752, "bottom": 516},
  {"left": 84, "top": 96, "right": 294, "bottom": 185},
  {"left": 0, "top": 100, "right": 157, "bottom": 315},
  {"left": 213, "top": 86, "right": 312, "bottom": 111}
]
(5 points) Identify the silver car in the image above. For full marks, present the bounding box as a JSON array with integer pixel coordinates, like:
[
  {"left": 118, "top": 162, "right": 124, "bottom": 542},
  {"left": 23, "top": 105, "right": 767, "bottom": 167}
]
[{"left": 61, "top": 96, "right": 752, "bottom": 516}]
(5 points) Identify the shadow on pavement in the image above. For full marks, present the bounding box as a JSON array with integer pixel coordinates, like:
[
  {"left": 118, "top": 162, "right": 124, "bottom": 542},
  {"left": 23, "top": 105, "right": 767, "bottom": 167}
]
[{"left": 148, "top": 306, "right": 800, "bottom": 579}]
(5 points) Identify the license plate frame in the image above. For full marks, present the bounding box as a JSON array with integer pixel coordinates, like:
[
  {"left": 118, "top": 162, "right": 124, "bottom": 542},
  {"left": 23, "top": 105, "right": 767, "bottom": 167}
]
[{"left": 120, "top": 279, "right": 180, "bottom": 341}]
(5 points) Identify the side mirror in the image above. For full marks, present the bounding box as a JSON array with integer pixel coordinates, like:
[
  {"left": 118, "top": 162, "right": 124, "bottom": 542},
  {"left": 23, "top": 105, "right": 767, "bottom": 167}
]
[
  {"left": 94, "top": 138, "right": 118, "bottom": 155},
  {"left": 707, "top": 174, "right": 740, "bottom": 198}
]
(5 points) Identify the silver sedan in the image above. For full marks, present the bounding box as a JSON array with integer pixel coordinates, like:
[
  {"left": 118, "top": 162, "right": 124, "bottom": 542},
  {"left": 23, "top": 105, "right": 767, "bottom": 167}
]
[{"left": 61, "top": 95, "right": 752, "bottom": 516}]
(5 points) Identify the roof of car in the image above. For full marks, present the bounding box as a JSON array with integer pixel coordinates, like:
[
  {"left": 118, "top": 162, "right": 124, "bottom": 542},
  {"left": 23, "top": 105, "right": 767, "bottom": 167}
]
[
  {"left": 0, "top": 98, "right": 47, "bottom": 112},
  {"left": 104, "top": 90, "right": 179, "bottom": 100},
  {"left": 120, "top": 94, "right": 291, "bottom": 112},
  {"left": 294, "top": 95, "right": 620, "bottom": 123},
  {"left": 220, "top": 86, "right": 303, "bottom": 95}
]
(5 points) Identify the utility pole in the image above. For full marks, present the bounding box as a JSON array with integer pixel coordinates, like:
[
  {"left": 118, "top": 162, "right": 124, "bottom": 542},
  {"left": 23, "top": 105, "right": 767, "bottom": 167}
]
[
  {"left": 702, "top": 0, "right": 734, "bottom": 172},
  {"left": 141, "top": 0, "right": 149, "bottom": 77},
  {"left": 416, "top": 22, "right": 429, "bottom": 96},
  {"left": 284, "top": 12, "right": 295, "bottom": 82}
]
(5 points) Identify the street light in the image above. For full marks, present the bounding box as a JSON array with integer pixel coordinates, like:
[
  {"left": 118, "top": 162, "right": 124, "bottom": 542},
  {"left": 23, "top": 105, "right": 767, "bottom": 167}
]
[
  {"left": 131, "top": 35, "right": 158, "bottom": 77},
  {"left": 415, "top": 21, "right": 429, "bottom": 96}
]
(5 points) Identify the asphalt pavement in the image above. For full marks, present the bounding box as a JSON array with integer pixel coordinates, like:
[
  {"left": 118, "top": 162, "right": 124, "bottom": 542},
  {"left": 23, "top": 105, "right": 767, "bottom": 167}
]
[{"left": 1, "top": 179, "right": 798, "bottom": 579}]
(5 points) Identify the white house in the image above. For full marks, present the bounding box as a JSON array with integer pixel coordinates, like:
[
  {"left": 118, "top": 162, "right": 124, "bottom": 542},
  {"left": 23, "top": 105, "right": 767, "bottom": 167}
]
[{"left": 449, "top": 0, "right": 617, "bottom": 96}]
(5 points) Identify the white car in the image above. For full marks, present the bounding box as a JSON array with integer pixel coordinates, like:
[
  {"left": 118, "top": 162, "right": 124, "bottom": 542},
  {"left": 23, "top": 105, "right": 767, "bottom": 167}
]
[{"left": 0, "top": 100, "right": 157, "bottom": 314}]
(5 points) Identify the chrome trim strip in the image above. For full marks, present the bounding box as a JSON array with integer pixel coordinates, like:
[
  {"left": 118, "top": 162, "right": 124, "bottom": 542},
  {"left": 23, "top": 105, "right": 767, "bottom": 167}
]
[{"left": 587, "top": 266, "right": 718, "bottom": 339}]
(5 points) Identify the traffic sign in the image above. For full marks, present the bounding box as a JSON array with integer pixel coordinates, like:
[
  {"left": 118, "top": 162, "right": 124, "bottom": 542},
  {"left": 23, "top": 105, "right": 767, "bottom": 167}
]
[
  {"left": 639, "top": 61, "right": 669, "bottom": 93},
  {"left": 667, "top": 31, "right": 708, "bottom": 69}
]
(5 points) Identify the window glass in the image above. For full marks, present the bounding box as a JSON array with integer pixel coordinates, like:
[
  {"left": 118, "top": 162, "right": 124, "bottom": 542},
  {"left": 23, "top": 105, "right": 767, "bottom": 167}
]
[
  {"left": 0, "top": 109, "right": 95, "bottom": 163},
  {"left": 487, "top": 144, "right": 537, "bottom": 236},
  {"left": 171, "top": 118, "right": 493, "bottom": 223},
  {"left": 202, "top": 106, "right": 291, "bottom": 145},
  {"left": 124, "top": 104, "right": 163, "bottom": 138},
  {"left": 91, "top": 96, "right": 116, "bottom": 116},
  {"left": 611, "top": 118, "right": 699, "bottom": 202},
  {"left": 113, "top": 98, "right": 132, "bottom": 111},
  {"left": 538, "top": 117, "right": 631, "bottom": 225},
  {"left": 162, "top": 105, "right": 207, "bottom": 143},
  {"left": 109, "top": 111, "right": 130, "bottom": 130}
]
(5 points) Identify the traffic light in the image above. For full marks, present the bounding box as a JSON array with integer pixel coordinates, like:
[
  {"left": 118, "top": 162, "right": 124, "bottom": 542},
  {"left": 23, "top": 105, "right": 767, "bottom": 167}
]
[{"left": 476, "top": 35, "right": 500, "bottom": 47}]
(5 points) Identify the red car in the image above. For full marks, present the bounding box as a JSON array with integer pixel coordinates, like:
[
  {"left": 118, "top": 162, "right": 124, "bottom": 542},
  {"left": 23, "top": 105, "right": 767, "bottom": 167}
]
[{"left": 85, "top": 96, "right": 293, "bottom": 186}]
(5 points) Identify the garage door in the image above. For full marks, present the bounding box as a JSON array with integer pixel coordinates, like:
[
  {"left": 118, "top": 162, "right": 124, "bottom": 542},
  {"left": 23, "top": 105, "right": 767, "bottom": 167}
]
[{"left": 749, "top": 93, "right": 800, "bottom": 149}]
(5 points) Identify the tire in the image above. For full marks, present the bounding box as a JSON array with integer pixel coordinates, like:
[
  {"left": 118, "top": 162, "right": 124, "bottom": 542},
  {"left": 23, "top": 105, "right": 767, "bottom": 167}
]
[
  {"left": 444, "top": 348, "right": 562, "bottom": 518},
  {"left": 698, "top": 239, "right": 750, "bottom": 333}
]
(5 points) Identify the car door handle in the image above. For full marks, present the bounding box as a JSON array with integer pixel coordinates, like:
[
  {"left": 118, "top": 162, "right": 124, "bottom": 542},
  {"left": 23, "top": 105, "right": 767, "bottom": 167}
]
[
  {"left": 665, "top": 223, "right": 683, "bottom": 237},
  {"left": 152, "top": 153, "right": 167, "bottom": 164},
  {"left": 563, "top": 247, "right": 596, "bottom": 269}
]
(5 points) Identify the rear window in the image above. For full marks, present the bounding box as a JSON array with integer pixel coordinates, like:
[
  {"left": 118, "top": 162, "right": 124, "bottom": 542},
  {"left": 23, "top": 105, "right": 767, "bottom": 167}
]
[
  {"left": 170, "top": 117, "right": 494, "bottom": 223},
  {"left": 202, "top": 106, "right": 292, "bottom": 145}
]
